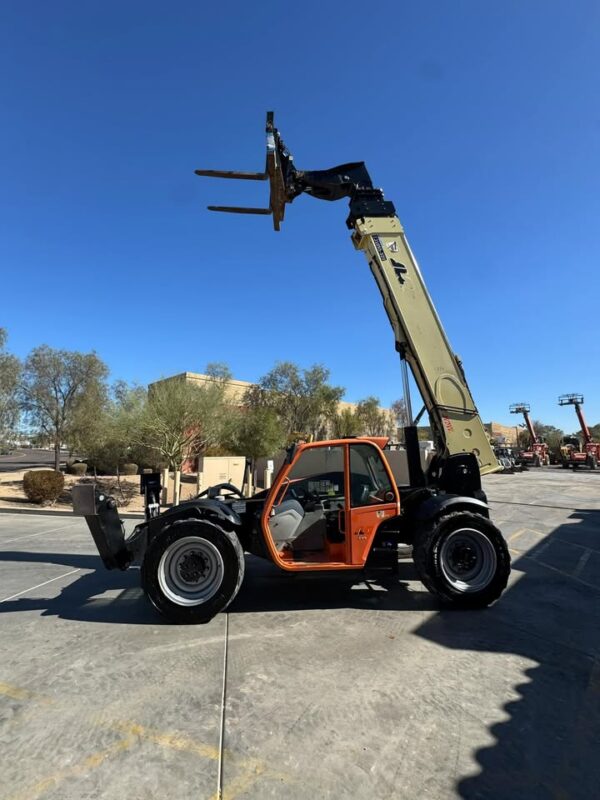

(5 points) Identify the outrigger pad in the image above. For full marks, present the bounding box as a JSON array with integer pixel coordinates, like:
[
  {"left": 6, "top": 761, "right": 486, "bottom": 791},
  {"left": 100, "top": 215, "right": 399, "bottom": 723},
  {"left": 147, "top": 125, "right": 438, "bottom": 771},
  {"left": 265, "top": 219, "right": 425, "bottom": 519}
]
[{"left": 72, "top": 483, "right": 97, "bottom": 515}]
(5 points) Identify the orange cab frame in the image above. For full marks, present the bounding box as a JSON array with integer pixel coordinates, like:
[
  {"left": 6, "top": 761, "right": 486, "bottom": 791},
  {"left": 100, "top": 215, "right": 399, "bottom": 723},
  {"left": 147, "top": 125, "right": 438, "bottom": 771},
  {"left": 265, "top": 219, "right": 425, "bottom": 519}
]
[{"left": 260, "top": 437, "right": 401, "bottom": 571}]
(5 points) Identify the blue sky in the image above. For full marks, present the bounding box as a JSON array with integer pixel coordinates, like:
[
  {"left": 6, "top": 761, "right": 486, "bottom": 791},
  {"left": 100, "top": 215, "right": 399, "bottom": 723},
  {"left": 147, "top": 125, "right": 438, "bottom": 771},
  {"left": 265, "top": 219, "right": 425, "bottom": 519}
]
[{"left": 1, "top": 1, "right": 599, "bottom": 430}]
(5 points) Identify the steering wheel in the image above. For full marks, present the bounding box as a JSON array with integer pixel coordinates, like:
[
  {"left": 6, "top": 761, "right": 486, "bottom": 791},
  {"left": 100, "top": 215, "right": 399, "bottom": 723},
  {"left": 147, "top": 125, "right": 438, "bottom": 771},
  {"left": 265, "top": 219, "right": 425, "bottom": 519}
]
[
  {"left": 196, "top": 482, "right": 245, "bottom": 500},
  {"left": 288, "top": 485, "right": 307, "bottom": 502},
  {"left": 289, "top": 486, "right": 322, "bottom": 508}
]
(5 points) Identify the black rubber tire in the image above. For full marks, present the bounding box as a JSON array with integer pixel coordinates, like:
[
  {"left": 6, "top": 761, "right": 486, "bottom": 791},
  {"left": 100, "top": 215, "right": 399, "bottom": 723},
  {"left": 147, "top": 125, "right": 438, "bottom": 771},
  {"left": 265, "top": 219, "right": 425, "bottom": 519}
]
[
  {"left": 141, "top": 518, "right": 244, "bottom": 624},
  {"left": 413, "top": 511, "right": 511, "bottom": 609}
]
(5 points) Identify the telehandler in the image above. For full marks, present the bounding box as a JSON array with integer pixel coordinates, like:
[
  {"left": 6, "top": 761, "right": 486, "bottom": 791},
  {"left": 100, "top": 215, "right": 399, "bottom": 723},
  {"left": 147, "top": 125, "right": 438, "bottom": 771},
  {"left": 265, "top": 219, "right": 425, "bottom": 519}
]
[
  {"left": 73, "top": 113, "right": 509, "bottom": 623},
  {"left": 558, "top": 394, "right": 599, "bottom": 469},
  {"left": 510, "top": 403, "right": 549, "bottom": 467}
]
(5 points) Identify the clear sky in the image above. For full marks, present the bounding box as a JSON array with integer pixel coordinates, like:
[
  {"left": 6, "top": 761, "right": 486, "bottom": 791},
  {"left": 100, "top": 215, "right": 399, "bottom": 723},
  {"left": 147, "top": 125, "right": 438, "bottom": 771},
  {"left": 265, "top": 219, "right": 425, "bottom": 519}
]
[{"left": 1, "top": 1, "right": 599, "bottom": 430}]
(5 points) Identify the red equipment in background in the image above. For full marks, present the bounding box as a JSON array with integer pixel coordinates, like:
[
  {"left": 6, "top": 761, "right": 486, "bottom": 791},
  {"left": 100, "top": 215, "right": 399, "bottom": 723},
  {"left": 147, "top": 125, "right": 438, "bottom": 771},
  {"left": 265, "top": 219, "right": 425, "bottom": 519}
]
[
  {"left": 558, "top": 394, "right": 599, "bottom": 470},
  {"left": 510, "top": 403, "right": 549, "bottom": 467}
]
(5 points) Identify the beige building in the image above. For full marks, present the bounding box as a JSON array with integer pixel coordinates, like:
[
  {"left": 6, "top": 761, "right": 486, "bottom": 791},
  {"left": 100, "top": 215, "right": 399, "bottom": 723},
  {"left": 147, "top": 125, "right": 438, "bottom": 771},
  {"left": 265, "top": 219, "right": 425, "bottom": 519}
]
[
  {"left": 150, "top": 372, "right": 253, "bottom": 404},
  {"left": 150, "top": 373, "right": 517, "bottom": 447},
  {"left": 150, "top": 371, "right": 395, "bottom": 428},
  {"left": 485, "top": 421, "right": 519, "bottom": 445}
]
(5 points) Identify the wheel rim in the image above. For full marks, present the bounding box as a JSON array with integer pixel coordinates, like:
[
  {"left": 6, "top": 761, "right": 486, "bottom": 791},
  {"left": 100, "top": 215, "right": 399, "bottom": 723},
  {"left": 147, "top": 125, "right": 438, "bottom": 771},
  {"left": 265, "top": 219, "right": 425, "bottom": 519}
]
[
  {"left": 439, "top": 528, "right": 497, "bottom": 593},
  {"left": 158, "top": 536, "right": 224, "bottom": 606}
]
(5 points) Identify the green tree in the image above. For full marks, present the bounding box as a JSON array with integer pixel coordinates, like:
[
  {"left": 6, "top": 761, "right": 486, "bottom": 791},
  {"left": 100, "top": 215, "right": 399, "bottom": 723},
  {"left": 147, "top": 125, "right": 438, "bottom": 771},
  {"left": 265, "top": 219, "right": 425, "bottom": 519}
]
[
  {"left": 355, "top": 396, "right": 395, "bottom": 437},
  {"left": 588, "top": 423, "right": 600, "bottom": 441},
  {"left": 391, "top": 397, "right": 410, "bottom": 441},
  {"left": 245, "top": 362, "right": 344, "bottom": 440},
  {"left": 225, "top": 406, "right": 285, "bottom": 485},
  {"left": 21, "top": 346, "right": 109, "bottom": 470},
  {"left": 135, "top": 375, "right": 229, "bottom": 470},
  {"left": 0, "top": 329, "right": 21, "bottom": 445},
  {"left": 517, "top": 420, "right": 564, "bottom": 450},
  {"left": 532, "top": 421, "right": 564, "bottom": 449},
  {"left": 332, "top": 407, "right": 362, "bottom": 438},
  {"left": 75, "top": 382, "right": 150, "bottom": 474}
]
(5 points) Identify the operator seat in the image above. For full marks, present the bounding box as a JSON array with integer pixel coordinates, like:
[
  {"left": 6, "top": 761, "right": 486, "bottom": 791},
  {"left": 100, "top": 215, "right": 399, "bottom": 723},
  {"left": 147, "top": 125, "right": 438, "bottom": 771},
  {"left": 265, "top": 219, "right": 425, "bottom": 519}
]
[
  {"left": 269, "top": 499, "right": 305, "bottom": 550},
  {"left": 269, "top": 498, "right": 328, "bottom": 551}
]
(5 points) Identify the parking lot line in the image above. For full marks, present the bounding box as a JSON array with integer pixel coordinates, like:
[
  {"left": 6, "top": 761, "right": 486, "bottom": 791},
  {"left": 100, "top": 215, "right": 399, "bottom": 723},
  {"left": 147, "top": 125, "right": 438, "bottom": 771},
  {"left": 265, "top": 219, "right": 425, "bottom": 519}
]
[
  {"left": 0, "top": 568, "right": 80, "bottom": 603},
  {"left": 1, "top": 522, "right": 79, "bottom": 544},
  {"left": 573, "top": 549, "right": 593, "bottom": 579},
  {"left": 6, "top": 736, "right": 136, "bottom": 800},
  {"left": 113, "top": 721, "right": 220, "bottom": 761},
  {"left": 0, "top": 681, "right": 52, "bottom": 704},
  {"left": 217, "top": 613, "right": 230, "bottom": 800}
]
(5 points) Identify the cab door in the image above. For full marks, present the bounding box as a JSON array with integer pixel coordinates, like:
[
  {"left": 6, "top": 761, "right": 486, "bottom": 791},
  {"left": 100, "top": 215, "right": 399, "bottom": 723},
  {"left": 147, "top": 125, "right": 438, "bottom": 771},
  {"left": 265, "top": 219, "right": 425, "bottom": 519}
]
[
  {"left": 261, "top": 442, "right": 350, "bottom": 569},
  {"left": 348, "top": 442, "right": 400, "bottom": 565}
]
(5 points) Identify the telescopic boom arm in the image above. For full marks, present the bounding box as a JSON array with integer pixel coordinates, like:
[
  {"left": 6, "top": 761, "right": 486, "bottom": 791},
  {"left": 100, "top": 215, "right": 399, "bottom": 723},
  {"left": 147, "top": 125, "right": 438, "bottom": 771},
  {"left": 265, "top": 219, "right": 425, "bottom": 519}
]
[
  {"left": 195, "top": 113, "right": 500, "bottom": 475},
  {"left": 509, "top": 403, "right": 538, "bottom": 444},
  {"left": 558, "top": 394, "right": 591, "bottom": 443}
]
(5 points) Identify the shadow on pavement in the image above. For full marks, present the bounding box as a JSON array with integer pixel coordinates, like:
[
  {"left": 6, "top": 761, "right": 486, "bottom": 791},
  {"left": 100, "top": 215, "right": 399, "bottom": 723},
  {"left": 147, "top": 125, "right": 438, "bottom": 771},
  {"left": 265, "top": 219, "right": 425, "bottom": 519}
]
[
  {"left": 1, "top": 510, "right": 599, "bottom": 798},
  {"left": 0, "top": 551, "right": 158, "bottom": 624},
  {"left": 0, "top": 549, "right": 439, "bottom": 623},
  {"left": 228, "top": 556, "right": 441, "bottom": 613},
  {"left": 416, "top": 509, "right": 600, "bottom": 800}
]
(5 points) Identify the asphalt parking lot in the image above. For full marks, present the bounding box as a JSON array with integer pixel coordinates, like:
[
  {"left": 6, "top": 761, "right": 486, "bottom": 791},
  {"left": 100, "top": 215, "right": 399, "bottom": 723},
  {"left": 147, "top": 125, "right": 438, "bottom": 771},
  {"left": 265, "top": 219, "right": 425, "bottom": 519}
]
[{"left": 1, "top": 468, "right": 599, "bottom": 800}]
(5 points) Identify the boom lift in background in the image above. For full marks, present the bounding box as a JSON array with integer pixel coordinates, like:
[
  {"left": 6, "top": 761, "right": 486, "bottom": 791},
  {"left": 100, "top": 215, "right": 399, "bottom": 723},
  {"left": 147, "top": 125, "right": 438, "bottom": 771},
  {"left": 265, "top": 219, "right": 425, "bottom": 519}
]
[
  {"left": 558, "top": 394, "right": 599, "bottom": 470},
  {"left": 510, "top": 403, "right": 549, "bottom": 467},
  {"left": 73, "top": 113, "right": 509, "bottom": 623}
]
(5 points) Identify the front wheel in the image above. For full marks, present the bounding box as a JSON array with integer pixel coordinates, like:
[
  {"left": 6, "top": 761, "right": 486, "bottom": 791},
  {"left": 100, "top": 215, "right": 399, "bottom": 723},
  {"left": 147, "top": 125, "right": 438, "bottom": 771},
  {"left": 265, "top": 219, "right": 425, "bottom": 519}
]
[
  {"left": 413, "top": 511, "right": 511, "bottom": 608},
  {"left": 142, "top": 518, "right": 244, "bottom": 623}
]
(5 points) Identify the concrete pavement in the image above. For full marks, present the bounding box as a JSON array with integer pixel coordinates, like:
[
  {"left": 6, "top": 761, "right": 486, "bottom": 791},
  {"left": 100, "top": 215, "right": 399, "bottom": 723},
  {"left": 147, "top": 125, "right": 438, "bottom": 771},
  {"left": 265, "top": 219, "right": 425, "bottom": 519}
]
[{"left": 0, "top": 468, "right": 599, "bottom": 799}]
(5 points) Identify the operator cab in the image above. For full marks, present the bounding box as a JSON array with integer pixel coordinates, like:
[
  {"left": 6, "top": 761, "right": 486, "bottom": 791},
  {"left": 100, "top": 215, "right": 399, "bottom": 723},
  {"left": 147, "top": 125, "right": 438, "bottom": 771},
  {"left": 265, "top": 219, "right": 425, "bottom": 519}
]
[{"left": 262, "top": 439, "right": 399, "bottom": 569}]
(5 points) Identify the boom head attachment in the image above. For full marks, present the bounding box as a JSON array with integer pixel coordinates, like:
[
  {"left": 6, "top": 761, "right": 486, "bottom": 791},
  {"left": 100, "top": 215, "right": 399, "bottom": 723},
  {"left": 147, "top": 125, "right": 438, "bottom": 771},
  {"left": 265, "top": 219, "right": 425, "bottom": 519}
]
[
  {"left": 195, "top": 112, "right": 394, "bottom": 231},
  {"left": 510, "top": 403, "right": 531, "bottom": 415},
  {"left": 558, "top": 393, "right": 584, "bottom": 406},
  {"left": 194, "top": 112, "right": 290, "bottom": 230}
]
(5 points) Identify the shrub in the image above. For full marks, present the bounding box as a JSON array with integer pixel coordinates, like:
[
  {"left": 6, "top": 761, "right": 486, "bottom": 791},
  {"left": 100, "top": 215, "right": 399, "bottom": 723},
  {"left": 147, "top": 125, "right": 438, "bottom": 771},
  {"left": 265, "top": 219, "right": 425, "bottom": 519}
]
[
  {"left": 120, "top": 463, "right": 138, "bottom": 476},
  {"left": 66, "top": 462, "right": 88, "bottom": 476},
  {"left": 23, "top": 470, "right": 65, "bottom": 505}
]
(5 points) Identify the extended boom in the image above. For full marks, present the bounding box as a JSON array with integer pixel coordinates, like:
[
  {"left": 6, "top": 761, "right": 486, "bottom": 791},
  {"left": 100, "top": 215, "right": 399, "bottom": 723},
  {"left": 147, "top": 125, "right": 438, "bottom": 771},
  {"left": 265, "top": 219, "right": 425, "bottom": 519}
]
[{"left": 196, "top": 113, "right": 499, "bottom": 475}]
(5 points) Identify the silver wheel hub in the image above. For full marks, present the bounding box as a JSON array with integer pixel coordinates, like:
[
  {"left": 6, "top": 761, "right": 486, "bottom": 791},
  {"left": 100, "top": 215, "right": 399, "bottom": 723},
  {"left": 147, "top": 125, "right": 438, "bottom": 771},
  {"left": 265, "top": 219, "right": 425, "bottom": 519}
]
[
  {"left": 158, "top": 536, "right": 224, "bottom": 606},
  {"left": 439, "top": 528, "right": 497, "bottom": 593}
]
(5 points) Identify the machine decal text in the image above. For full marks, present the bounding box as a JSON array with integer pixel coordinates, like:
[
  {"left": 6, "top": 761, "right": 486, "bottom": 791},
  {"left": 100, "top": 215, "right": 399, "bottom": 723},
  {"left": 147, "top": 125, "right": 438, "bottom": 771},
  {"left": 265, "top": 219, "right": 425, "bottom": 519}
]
[{"left": 373, "top": 235, "right": 387, "bottom": 261}]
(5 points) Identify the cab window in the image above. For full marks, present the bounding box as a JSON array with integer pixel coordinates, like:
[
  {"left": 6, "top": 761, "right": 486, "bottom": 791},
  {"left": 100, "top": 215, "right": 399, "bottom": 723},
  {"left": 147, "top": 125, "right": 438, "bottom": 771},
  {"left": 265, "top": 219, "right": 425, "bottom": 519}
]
[
  {"left": 350, "top": 444, "right": 394, "bottom": 507},
  {"left": 285, "top": 446, "right": 345, "bottom": 507}
]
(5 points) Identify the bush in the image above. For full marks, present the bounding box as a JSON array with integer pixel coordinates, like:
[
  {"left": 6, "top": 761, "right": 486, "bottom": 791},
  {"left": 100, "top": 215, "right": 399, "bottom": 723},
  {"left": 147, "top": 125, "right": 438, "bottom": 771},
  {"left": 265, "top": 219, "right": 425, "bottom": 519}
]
[
  {"left": 120, "top": 463, "right": 138, "bottom": 475},
  {"left": 23, "top": 470, "right": 65, "bottom": 505},
  {"left": 66, "top": 462, "right": 88, "bottom": 476}
]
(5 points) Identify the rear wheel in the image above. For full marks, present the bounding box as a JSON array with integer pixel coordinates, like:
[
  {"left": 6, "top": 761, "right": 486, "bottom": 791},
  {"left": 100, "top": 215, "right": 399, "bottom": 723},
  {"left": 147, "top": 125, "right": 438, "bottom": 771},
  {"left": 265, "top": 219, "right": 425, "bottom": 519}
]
[
  {"left": 413, "top": 511, "right": 510, "bottom": 608},
  {"left": 141, "top": 518, "right": 244, "bottom": 623}
]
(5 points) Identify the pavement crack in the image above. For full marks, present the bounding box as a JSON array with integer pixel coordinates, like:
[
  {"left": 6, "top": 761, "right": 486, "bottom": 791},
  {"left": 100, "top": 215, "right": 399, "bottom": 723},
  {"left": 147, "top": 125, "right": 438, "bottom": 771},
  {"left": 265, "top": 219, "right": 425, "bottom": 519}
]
[{"left": 216, "top": 612, "right": 230, "bottom": 800}]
